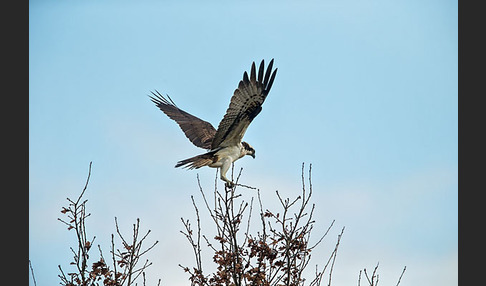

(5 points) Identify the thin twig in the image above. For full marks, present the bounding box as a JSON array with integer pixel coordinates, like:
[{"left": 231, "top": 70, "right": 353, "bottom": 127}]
[
  {"left": 29, "top": 260, "right": 37, "bottom": 286},
  {"left": 234, "top": 183, "right": 258, "bottom": 190},
  {"left": 75, "top": 161, "right": 92, "bottom": 205},
  {"left": 309, "top": 219, "right": 335, "bottom": 250},
  {"left": 327, "top": 227, "right": 345, "bottom": 286},
  {"left": 396, "top": 266, "right": 406, "bottom": 286}
]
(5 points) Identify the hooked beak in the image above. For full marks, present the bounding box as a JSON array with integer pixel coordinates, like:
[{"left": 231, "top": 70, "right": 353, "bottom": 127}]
[{"left": 251, "top": 153, "right": 255, "bottom": 159}]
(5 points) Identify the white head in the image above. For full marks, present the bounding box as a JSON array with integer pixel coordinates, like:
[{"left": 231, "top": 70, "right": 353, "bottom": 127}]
[{"left": 241, "top": 141, "right": 255, "bottom": 158}]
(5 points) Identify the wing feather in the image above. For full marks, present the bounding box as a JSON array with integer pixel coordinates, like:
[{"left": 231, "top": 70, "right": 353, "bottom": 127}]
[
  {"left": 211, "top": 59, "right": 278, "bottom": 149},
  {"left": 250, "top": 61, "right": 256, "bottom": 83},
  {"left": 263, "top": 59, "right": 274, "bottom": 87},
  {"left": 149, "top": 90, "right": 216, "bottom": 150},
  {"left": 258, "top": 61, "right": 264, "bottom": 82}
]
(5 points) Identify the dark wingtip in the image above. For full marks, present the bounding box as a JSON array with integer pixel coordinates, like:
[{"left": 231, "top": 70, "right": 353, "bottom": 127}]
[
  {"left": 148, "top": 90, "right": 161, "bottom": 104},
  {"left": 266, "top": 68, "right": 278, "bottom": 92},
  {"left": 250, "top": 61, "right": 257, "bottom": 82},
  {"left": 258, "top": 59, "right": 265, "bottom": 82},
  {"left": 263, "top": 59, "right": 275, "bottom": 88},
  {"left": 148, "top": 90, "right": 177, "bottom": 107},
  {"left": 243, "top": 71, "right": 250, "bottom": 83}
]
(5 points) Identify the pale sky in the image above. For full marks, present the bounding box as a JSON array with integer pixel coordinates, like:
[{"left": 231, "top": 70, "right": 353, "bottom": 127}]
[{"left": 29, "top": 0, "right": 457, "bottom": 285}]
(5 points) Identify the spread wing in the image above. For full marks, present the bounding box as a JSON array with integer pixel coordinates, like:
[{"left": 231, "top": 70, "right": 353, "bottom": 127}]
[
  {"left": 211, "top": 59, "right": 277, "bottom": 149},
  {"left": 149, "top": 90, "right": 216, "bottom": 150}
]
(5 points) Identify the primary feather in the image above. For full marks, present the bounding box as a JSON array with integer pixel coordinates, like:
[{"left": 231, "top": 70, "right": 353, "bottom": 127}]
[{"left": 211, "top": 59, "right": 277, "bottom": 149}]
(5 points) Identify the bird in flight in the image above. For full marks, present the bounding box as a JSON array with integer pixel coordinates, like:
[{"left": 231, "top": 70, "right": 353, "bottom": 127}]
[{"left": 150, "top": 59, "right": 277, "bottom": 187}]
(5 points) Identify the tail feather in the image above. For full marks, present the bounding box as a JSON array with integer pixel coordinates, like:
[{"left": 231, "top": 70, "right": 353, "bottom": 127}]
[{"left": 175, "top": 151, "right": 217, "bottom": 169}]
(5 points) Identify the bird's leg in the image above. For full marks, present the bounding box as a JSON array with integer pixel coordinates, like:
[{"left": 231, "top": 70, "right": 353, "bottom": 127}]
[{"left": 220, "top": 159, "right": 234, "bottom": 188}]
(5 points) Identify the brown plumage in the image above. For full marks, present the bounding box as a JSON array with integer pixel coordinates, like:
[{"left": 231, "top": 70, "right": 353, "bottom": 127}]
[
  {"left": 174, "top": 151, "right": 219, "bottom": 169},
  {"left": 210, "top": 59, "right": 277, "bottom": 149},
  {"left": 149, "top": 92, "right": 216, "bottom": 150},
  {"left": 150, "top": 59, "right": 277, "bottom": 185}
]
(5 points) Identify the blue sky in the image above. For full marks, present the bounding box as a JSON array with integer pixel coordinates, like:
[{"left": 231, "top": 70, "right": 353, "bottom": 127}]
[{"left": 29, "top": 0, "right": 457, "bottom": 285}]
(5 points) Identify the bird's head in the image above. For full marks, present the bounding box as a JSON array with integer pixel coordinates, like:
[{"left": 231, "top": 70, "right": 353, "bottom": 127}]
[{"left": 242, "top": 141, "right": 255, "bottom": 159}]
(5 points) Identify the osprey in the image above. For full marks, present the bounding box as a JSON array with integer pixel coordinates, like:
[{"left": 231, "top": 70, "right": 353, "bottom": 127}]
[{"left": 150, "top": 59, "right": 277, "bottom": 186}]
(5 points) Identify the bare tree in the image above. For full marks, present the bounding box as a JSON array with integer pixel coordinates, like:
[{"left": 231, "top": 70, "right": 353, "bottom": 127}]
[
  {"left": 179, "top": 163, "right": 345, "bottom": 286},
  {"left": 57, "top": 162, "right": 160, "bottom": 286},
  {"left": 357, "top": 263, "right": 406, "bottom": 286},
  {"left": 51, "top": 161, "right": 406, "bottom": 286}
]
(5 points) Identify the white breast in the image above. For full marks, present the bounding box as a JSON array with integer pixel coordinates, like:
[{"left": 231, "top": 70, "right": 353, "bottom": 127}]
[
  {"left": 206, "top": 144, "right": 243, "bottom": 168},
  {"left": 215, "top": 145, "right": 242, "bottom": 161}
]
